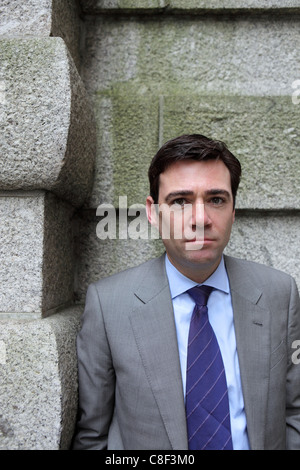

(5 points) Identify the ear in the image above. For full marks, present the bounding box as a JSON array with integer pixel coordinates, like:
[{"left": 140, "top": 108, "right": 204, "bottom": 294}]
[{"left": 146, "top": 196, "right": 159, "bottom": 228}]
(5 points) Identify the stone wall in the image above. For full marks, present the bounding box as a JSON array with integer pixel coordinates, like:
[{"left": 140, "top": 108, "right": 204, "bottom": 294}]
[
  {"left": 75, "top": 0, "right": 300, "bottom": 302},
  {"left": 0, "top": 0, "right": 299, "bottom": 449},
  {"left": 0, "top": 0, "right": 96, "bottom": 449}
]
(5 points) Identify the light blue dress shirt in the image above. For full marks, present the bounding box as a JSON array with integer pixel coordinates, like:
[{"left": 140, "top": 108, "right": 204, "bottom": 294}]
[{"left": 165, "top": 254, "right": 250, "bottom": 450}]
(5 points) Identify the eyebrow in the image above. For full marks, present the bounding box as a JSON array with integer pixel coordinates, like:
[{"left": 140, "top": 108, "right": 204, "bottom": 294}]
[
  {"left": 165, "top": 190, "right": 194, "bottom": 203},
  {"left": 164, "top": 189, "right": 231, "bottom": 203},
  {"left": 205, "top": 189, "right": 231, "bottom": 199}
]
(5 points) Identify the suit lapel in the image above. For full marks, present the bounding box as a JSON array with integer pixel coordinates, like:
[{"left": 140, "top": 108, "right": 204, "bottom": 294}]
[
  {"left": 225, "top": 256, "right": 271, "bottom": 450},
  {"left": 129, "top": 255, "right": 188, "bottom": 450}
]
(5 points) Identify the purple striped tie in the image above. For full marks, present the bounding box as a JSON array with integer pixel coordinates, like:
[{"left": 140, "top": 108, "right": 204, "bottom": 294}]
[{"left": 185, "top": 285, "right": 233, "bottom": 450}]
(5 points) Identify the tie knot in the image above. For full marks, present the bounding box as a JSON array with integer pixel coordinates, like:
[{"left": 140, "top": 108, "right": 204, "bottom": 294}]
[{"left": 187, "top": 285, "right": 213, "bottom": 307}]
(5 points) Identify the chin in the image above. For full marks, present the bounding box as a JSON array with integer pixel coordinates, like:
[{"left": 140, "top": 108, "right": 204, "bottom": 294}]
[{"left": 187, "top": 245, "right": 224, "bottom": 265}]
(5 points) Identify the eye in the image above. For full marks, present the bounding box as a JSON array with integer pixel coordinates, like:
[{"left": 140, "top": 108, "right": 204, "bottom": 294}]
[
  {"left": 172, "top": 198, "right": 187, "bottom": 207},
  {"left": 210, "top": 197, "right": 225, "bottom": 205}
]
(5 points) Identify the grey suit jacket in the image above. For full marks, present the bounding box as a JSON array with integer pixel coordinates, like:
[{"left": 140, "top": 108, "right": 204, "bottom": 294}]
[{"left": 72, "top": 254, "right": 300, "bottom": 450}]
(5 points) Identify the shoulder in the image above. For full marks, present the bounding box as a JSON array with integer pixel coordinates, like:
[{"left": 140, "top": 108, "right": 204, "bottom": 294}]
[
  {"left": 225, "top": 255, "right": 290, "bottom": 276},
  {"left": 224, "top": 254, "right": 296, "bottom": 291},
  {"left": 91, "top": 254, "right": 166, "bottom": 291},
  {"left": 85, "top": 254, "right": 167, "bottom": 317}
]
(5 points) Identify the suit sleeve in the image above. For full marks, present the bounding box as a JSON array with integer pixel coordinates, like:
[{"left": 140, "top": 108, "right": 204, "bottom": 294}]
[
  {"left": 72, "top": 283, "right": 115, "bottom": 450},
  {"left": 286, "top": 276, "right": 300, "bottom": 449}
]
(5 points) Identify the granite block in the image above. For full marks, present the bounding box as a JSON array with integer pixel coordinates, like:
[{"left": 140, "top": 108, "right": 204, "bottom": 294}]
[
  {"left": 80, "top": 0, "right": 300, "bottom": 12},
  {"left": 82, "top": 15, "right": 300, "bottom": 97},
  {"left": 0, "top": 308, "right": 81, "bottom": 450},
  {"left": 0, "top": 191, "right": 74, "bottom": 315},
  {"left": 86, "top": 92, "right": 300, "bottom": 210},
  {"left": 0, "top": 0, "right": 81, "bottom": 68},
  {"left": 0, "top": 37, "right": 96, "bottom": 207}
]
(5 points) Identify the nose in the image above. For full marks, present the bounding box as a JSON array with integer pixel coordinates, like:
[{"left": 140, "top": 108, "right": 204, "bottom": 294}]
[{"left": 191, "top": 202, "right": 211, "bottom": 228}]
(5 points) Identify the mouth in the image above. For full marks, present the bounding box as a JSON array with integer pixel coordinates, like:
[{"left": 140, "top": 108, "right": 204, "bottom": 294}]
[
  {"left": 184, "top": 238, "right": 215, "bottom": 251},
  {"left": 185, "top": 238, "right": 214, "bottom": 243}
]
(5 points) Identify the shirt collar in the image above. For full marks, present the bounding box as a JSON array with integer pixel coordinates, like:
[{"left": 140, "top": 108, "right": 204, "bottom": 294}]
[{"left": 165, "top": 253, "right": 230, "bottom": 300}]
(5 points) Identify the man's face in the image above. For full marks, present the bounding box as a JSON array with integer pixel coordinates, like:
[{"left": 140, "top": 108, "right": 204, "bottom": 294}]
[{"left": 146, "top": 159, "right": 235, "bottom": 282}]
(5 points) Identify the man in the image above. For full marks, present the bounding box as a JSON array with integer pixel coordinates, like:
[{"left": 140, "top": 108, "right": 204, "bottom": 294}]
[{"left": 72, "top": 134, "right": 300, "bottom": 450}]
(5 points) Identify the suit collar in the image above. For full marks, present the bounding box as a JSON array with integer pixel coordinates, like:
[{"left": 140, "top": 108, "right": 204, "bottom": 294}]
[
  {"left": 133, "top": 254, "right": 169, "bottom": 304},
  {"left": 224, "top": 255, "right": 263, "bottom": 305}
]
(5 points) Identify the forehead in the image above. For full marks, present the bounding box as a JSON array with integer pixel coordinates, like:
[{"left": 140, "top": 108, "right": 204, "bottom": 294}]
[{"left": 159, "top": 159, "right": 232, "bottom": 193}]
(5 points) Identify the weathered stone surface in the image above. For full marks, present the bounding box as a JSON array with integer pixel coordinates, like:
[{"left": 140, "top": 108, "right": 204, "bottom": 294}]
[
  {"left": 0, "top": 0, "right": 81, "bottom": 68},
  {"left": 88, "top": 91, "right": 159, "bottom": 208},
  {"left": 80, "top": 0, "right": 168, "bottom": 12},
  {"left": 0, "top": 0, "right": 52, "bottom": 36},
  {"left": 43, "top": 193, "right": 75, "bottom": 314},
  {"left": 0, "top": 308, "right": 81, "bottom": 450},
  {"left": 87, "top": 91, "right": 300, "bottom": 210},
  {"left": 162, "top": 95, "right": 300, "bottom": 210},
  {"left": 0, "top": 192, "right": 44, "bottom": 314},
  {"left": 81, "top": 14, "right": 300, "bottom": 210},
  {"left": 170, "top": 0, "right": 300, "bottom": 10},
  {"left": 82, "top": 15, "right": 300, "bottom": 97},
  {"left": 51, "top": 0, "right": 82, "bottom": 70},
  {"left": 226, "top": 211, "right": 300, "bottom": 288},
  {"left": 80, "top": 0, "right": 300, "bottom": 12},
  {"left": 0, "top": 191, "right": 74, "bottom": 315},
  {"left": 0, "top": 37, "right": 96, "bottom": 207}
]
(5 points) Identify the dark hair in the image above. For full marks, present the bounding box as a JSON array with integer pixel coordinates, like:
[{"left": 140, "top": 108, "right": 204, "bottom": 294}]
[{"left": 148, "top": 134, "right": 241, "bottom": 207}]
